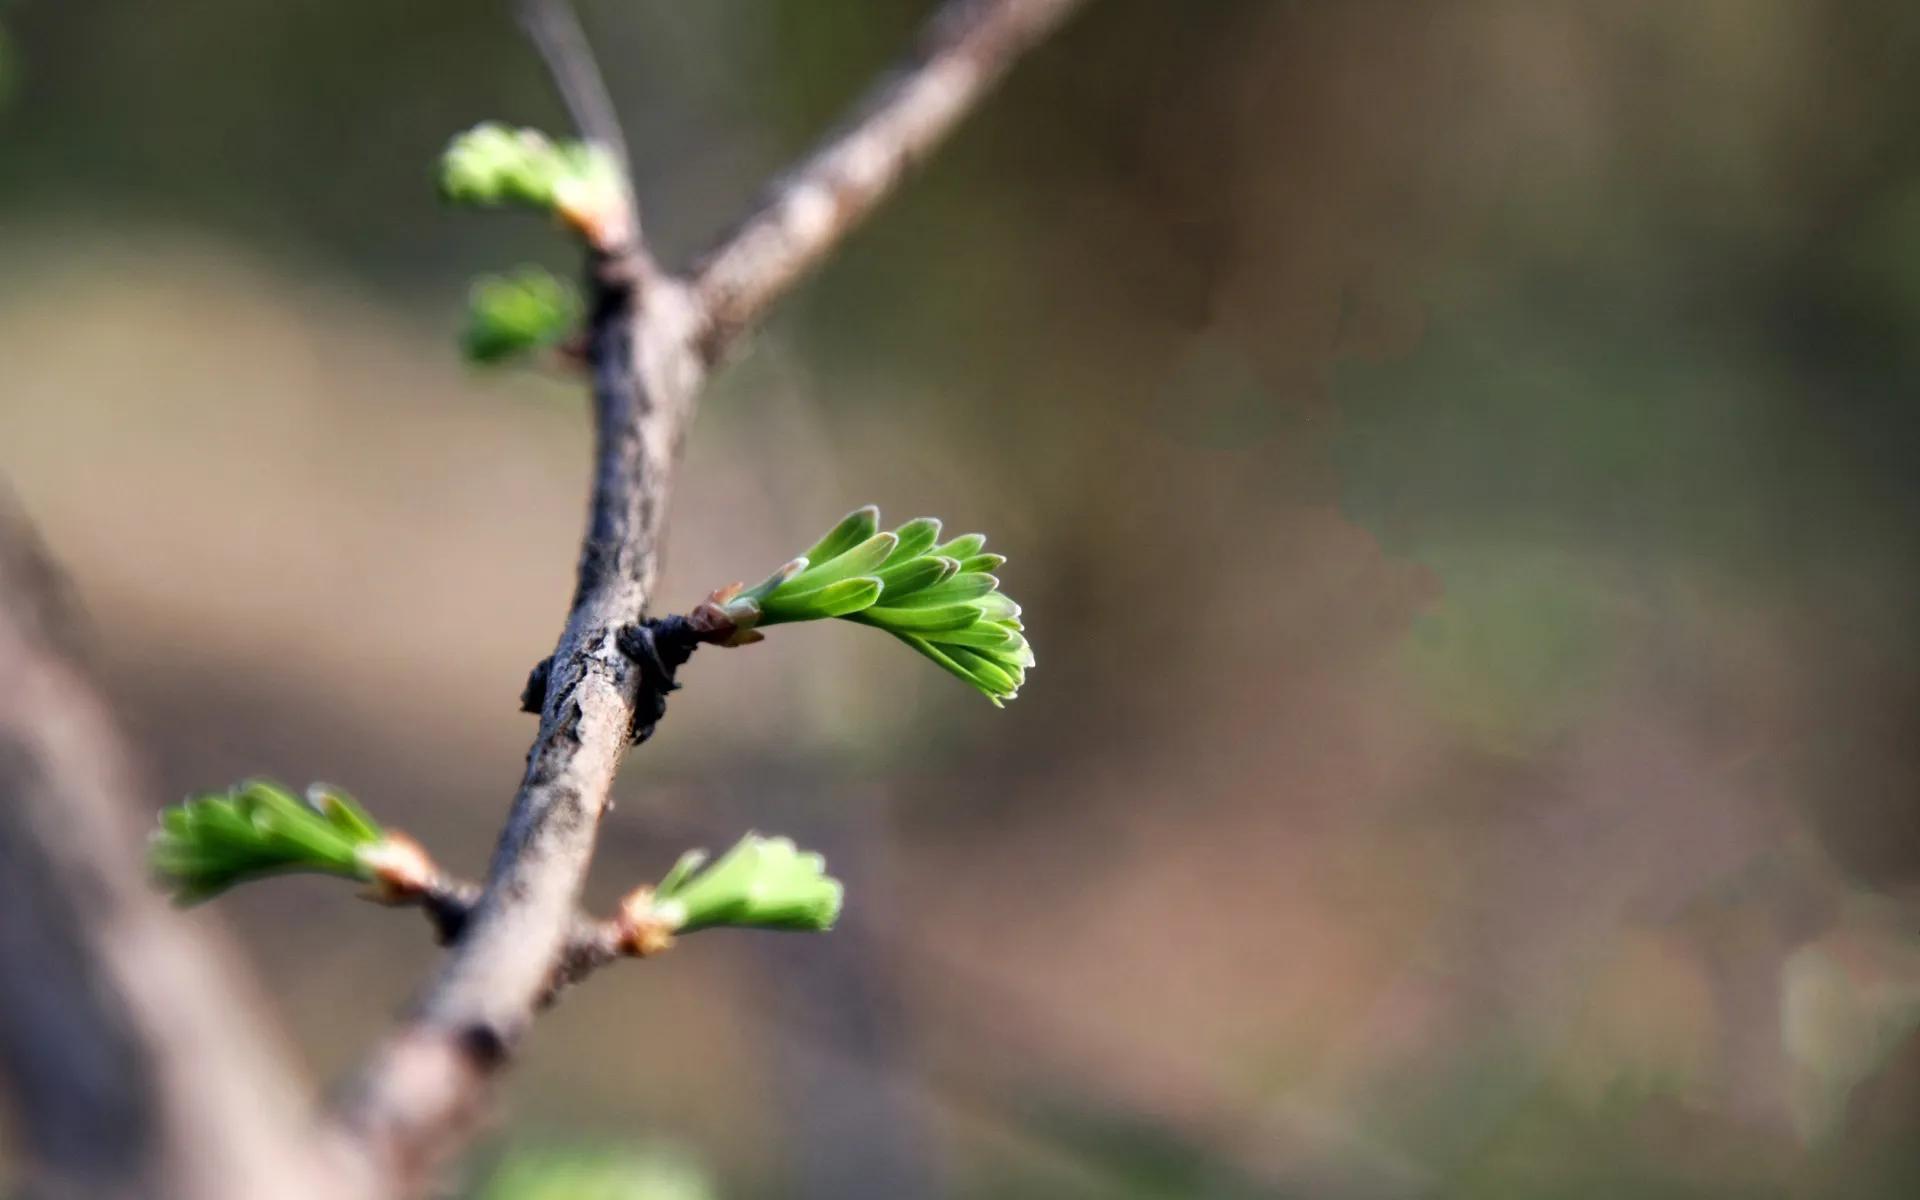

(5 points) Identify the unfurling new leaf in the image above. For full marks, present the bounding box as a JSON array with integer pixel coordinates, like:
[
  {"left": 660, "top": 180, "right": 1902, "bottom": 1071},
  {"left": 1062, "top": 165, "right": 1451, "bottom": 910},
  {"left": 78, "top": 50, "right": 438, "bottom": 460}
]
[
  {"left": 716, "top": 506, "right": 1033, "bottom": 704},
  {"left": 636, "top": 834, "right": 843, "bottom": 939},
  {"left": 150, "top": 780, "right": 417, "bottom": 903},
  {"left": 439, "top": 123, "right": 620, "bottom": 218},
  {"left": 439, "top": 123, "right": 625, "bottom": 361}
]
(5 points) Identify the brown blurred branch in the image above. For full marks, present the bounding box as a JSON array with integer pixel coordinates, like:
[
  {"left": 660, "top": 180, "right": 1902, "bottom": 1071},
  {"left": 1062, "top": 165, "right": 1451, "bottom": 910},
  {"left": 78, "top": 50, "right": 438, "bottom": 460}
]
[
  {"left": 331, "top": 0, "right": 1092, "bottom": 1189},
  {"left": 0, "top": 496, "right": 337, "bottom": 1200},
  {"left": 692, "top": 0, "right": 1089, "bottom": 353}
]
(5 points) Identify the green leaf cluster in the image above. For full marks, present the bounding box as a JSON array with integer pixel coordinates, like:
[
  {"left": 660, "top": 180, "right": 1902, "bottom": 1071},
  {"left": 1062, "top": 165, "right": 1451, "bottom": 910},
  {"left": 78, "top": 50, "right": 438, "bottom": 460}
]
[
  {"left": 650, "top": 834, "right": 843, "bottom": 934},
  {"left": 150, "top": 780, "right": 383, "bottom": 903},
  {"left": 721, "top": 506, "right": 1033, "bottom": 705},
  {"left": 439, "top": 122, "right": 618, "bottom": 215},
  {"left": 462, "top": 267, "right": 581, "bottom": 364}
]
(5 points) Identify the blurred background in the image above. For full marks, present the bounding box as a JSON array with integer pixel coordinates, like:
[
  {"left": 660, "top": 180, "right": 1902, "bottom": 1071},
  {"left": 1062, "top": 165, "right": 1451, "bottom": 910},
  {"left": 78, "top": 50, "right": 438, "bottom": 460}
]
[{"left": 5, "top": 1, "right": 1920, "bottom": 1196}]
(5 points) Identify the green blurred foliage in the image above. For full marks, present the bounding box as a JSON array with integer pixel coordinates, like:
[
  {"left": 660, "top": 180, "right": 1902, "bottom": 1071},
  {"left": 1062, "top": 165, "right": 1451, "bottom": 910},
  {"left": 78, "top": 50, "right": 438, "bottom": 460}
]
[
  {"left": 462, "top": 267, "right": 581, "bottom": 364},
  {"left": 475, "top": 1145, "right": 714, "bottom": 1200},
  {"left": 440, "top": 124, "right": 615, "bottom": 214},
  {"left": 1395, "top": 544, "right": 1623, "bottom": 754}
]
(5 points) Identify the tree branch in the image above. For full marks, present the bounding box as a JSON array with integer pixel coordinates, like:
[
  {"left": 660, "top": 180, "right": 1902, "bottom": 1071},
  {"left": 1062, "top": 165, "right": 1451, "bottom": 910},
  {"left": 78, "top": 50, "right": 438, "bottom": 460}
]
[
  {"left": 691, "top": 0, "right": 1090, "bottom": 354},
  {"left": 411, "top": 878, "right": 628, "bottom": 1006},
  {"left": 330, "top": 0, "right": 1091, "bottom": 1190},
  {"left": 330, "top": 246, "right": 709, "bottom": 1199}
]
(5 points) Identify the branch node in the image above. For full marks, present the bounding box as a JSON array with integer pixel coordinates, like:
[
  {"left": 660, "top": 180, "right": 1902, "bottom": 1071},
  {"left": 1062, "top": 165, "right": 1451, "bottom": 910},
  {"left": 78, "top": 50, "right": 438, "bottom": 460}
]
[
  {"left": 615, "top": 886, "right": 678, "bottom": 957},
  {"left": 614, "top": 617, "right": 700, "bottom": 744},
  {"left": 359, "top": 832, "right": 440, "bottom": 906}
]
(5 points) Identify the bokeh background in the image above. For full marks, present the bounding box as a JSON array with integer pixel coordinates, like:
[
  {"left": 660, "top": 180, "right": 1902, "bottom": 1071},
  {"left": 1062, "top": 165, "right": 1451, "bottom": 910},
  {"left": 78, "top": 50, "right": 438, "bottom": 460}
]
[{"left": 6, "top": 1, "right": 1920, "bottom": 1196}]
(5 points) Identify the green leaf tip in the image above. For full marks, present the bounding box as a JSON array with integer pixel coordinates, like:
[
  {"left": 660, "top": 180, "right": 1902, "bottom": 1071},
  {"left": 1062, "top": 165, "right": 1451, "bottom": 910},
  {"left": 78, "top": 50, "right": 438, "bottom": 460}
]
[
  {"left": 461, "top": 267, "right": 581, "bottom": 364},
  {"left": 151, "top": 780, "right": 428, "bottom": 904},
  {"left": 716, "top": 507, "right": 1032, "bottom": 703},
  {"left": 440, "top": 122, "right": 615, "bottom": 209},
  {"left": 438, "top": 123, "right": 627, "bottom": 246},
  {"left": 637, "top": 834, "right": 843, "bottom": 939}
]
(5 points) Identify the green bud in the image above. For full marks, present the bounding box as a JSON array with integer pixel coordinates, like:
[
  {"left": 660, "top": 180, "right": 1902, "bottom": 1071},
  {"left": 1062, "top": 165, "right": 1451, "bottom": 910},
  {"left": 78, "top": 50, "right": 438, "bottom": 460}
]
[
  {"left": 649, "top": 834, "right": 843, "bottom": 934},
  {"left": 714, "top": 507, "right": 1032, "bottom": 704},
  {"left": 441, "top": 123, "right": 555, "bottom": 207},
  {"left": 438, "top": 123, "right": 622, "bottom": 230},
  {"left": 151, "top": 780, "right": 429, "bottom": 903},
  {"left": 461, "top": 267, "right": 581, "bottom": 364},
  {"left": 152, "top": 780, "right": 381, "bottom": 902}
]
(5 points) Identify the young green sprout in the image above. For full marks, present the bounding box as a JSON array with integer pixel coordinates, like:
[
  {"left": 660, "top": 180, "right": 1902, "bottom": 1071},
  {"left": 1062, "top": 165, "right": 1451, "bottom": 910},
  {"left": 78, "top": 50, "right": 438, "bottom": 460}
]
[
  {"left": 440, "top": 122, "right": 628, "bottom": 247},
  {"left": 620, "top": 834, "right": 843, "bottom": 956},
  {"left": 150, "top": 781, "right": 431, "bottom": 904},
  {"left": 711, "top": 506, "right": 1033, "bottom": 705}
]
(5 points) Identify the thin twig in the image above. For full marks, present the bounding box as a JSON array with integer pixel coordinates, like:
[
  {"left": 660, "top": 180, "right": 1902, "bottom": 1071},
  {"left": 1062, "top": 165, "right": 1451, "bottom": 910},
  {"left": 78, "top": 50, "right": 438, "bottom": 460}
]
[
  {"left": 515, "top": 0, "right": 629, "bottom": 173},
  {"left": 516, "top": 0, "right": 654, "bottom": 275},
  {"left": 331, "top": 0, "right": 1093, "bottom": 1191},
  {"left": 692, "top": 0, "right": 1091, "bottom": 355}
]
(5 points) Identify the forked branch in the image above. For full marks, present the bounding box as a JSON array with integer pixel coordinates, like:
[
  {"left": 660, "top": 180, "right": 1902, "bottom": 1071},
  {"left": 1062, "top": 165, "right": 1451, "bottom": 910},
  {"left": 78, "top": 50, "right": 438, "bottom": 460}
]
[{"left": 328, "top": 0, "right": 1086, "bottom": 1192}]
